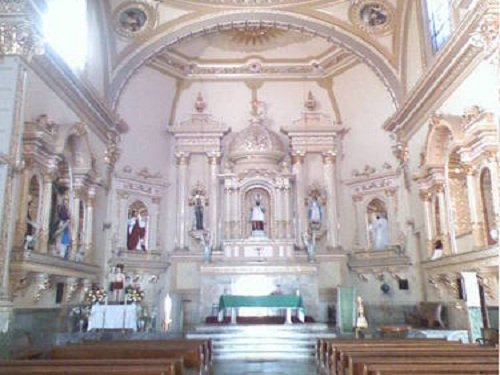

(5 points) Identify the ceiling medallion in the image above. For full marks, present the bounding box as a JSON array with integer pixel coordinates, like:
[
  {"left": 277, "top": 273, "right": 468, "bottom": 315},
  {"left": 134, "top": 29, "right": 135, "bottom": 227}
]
[
  {"left": 113, "top": 1, "right": 157, "bottom": 39},
  {"left": 348, "top": 0, "right": 394, "bottom": 35},
  {"left": 224, "top": 25, "right": 285, "bottom": 45}
]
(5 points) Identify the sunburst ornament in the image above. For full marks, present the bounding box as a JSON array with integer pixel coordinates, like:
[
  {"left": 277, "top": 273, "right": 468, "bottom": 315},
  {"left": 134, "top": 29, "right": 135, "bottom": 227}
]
[{"left": 226, "top": 25, "right": 285, "bottom": 46}]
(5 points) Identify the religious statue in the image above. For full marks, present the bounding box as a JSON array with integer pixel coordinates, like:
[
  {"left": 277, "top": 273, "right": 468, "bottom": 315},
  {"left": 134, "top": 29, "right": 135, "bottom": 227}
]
[
  {"left": 202, "top": 231, "right": 212, "bottom": 264},
  {"left": 49, "top": 190, "right": 72, "bottom": 259},
  {"left": 302, "top": 231, "right": 316, "bottom": 263},
  {"left": 111, "top": 264, "right": 126, "bottom": 303},
  {"left": 430, "top": 239, "right": 443, "bottom": 260},
  {"left": 355, "top": 296, "right": 368, "bottom": 338},
  {"left": 193, "top": 196, "right": 204, "bottom": 231},
  {"left": 370, "top": 214, "right": 389, "bottom": 250},
  {"left": 307, "top": 196, "right": 323, "bottom": 229},
  {"left": 24, "top": 200, "right": 38, "bottom": 252},
  {"left": 127, "top": 210, "right": 146, "bottom": 251},
  {"left": 249, "top": 193, "right": 265, "bottom": 236}
]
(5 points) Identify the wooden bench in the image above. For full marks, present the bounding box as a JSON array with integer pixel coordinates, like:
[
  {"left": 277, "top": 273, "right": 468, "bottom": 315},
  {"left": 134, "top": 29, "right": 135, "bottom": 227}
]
[
  {"left": 50, "top": 345, "right": 202, "bottom": 371},
  {"left": 363, "top": 363, "right": 499, "bottom": 375},
  {"left": 349, "top": 353, "right": 499, "bottom": 375},
  {"left": 0, "top": 359, "right": 184, "bottom": 375},
  {"left": 0, "top": 364, "right": 177, "bottom": 375}
]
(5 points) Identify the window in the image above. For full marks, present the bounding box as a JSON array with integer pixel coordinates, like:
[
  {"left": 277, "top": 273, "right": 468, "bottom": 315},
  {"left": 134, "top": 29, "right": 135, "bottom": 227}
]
[
  {"left": 425, "top": 0, "right": 452, "bottom": 53},
  {"left": 43, "top": 0, "right": 88, "bottom": 70}
]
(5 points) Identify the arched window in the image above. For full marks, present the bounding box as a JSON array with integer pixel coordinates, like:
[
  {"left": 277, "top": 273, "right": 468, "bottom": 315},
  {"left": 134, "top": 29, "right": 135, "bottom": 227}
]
[
  {"left": 480, "top": 169, "right": 497, "bottom": 245},
  {"left": 425, "top": 0, "right": 452, "bottom": 53}
]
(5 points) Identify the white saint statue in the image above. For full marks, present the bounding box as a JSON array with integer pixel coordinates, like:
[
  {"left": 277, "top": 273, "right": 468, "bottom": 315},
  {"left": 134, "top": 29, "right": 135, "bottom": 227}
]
[
  {"left": 370, "top": 215, "right": 389, "bottom": 250},
  {"left": 308, "top": 196, "right": 323, "bottom": 228},
  {"left": 249, "top": 194, "right": 265, "bottom": 236},
  {"left": 202, "top": 231, "right": 212, "bottom": 264}
]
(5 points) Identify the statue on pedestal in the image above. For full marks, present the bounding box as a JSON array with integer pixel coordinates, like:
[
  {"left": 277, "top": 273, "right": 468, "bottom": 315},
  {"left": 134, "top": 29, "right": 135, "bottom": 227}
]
[
  {"left": 249, "top": 193, "right": 266, "bottom": 237},
  {"left": 370, "top": 214, "right": 389, "bottom": 250}
]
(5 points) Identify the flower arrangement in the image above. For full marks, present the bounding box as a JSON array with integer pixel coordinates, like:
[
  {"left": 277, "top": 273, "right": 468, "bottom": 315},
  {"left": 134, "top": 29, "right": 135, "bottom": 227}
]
[
  {"left": 84, "top": 285, "right": 107, "bottom": 305},
  {"left": 125, "top": 284, "right": 145, "bottom": 303}
]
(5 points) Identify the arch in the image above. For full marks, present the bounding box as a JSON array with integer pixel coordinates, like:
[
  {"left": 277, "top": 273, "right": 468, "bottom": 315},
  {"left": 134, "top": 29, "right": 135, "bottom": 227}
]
[
  {"left": 424, "top": 125, "right": 453, "bottom": 167},
  {"left": 109, "top": 11, "right": 403, "bottom": 109}
]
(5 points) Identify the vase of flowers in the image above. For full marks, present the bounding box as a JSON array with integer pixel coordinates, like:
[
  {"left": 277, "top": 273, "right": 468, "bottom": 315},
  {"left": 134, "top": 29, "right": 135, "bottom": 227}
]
[
  {"left": 84, "top": 285, "right": 107, "bottom": 305},
  {"left": 125, "top": 285, "right": 145, "bottom": 304}
]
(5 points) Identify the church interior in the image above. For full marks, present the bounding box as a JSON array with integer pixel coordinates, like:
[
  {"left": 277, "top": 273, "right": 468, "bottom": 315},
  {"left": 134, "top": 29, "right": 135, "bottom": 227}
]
[{"left": 0, "top": 0, "right": 499, "bottom": 373}]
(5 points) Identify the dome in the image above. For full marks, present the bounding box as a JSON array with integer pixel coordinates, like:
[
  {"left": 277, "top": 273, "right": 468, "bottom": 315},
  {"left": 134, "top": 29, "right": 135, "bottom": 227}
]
[{"left": 229, "top": 123, "right": 286, "bottom": 156}]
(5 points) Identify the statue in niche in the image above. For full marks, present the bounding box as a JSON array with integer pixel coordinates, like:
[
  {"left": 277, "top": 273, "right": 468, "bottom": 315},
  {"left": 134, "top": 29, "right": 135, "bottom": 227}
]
[
  {"left": 369, "top": 214, "right": 389, "bottom": 251},
  {"left": 127, "top": 202, "right": 148, "bottom": 251},
  {"left": 49, "top": 185, "right": 72, "bottom": 259},
  {"left": 249, "top": 193, "right": 266, "bottom": 235},
  {"left": 307, "top": 195, "right": 323, "bottom": 230},
  {"left": 193, "top": 195, "right": 204, "bottom": 231},
  {"left": 119, "top": 8, "right": 147, "bottom": 33},
  {"left": 24, "top": 199, "right": 38, "bottom": 251}
]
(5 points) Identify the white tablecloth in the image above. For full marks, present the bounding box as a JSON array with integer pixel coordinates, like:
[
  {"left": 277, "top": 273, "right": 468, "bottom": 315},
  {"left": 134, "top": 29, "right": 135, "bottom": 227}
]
[{"left": 87, "top": 304, "right": 138, "bottom": 331}]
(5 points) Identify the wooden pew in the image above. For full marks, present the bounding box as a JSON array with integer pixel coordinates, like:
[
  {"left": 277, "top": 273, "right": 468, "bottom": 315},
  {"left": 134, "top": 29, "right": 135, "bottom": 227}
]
[
  {"left": 0, "top": 358, "right": 184, "bottom": 375},
  {"left": 70, "top": 339, "right": 211, "bottom": 367},
  {"left": 336, "top": 345, "right": 498, "bottom": 375},
  {"left": 50, "top": 345, "right": 202, "bottom": 371},
  {"left": 363, "top": 363, "right": 499, "bottom": 375},
  {"left": 0, "top": 364, "right": 177, "bottom": 375},
  {"left": 328, "top": 340, "right": 464, "bottom": 375}
]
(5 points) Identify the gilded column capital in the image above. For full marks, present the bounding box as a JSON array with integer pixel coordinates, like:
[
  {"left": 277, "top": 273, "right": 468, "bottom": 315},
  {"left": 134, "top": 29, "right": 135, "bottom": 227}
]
[
  {"left": 352, "top": 194, "right": 363, "bottom": 202},
  {"left": 433, "top": 183, "right": 445, "bottom": 194},
  {"left": 176, "top": 152, "right": 190, "bottom": 166},
  {"left": 419, "top": 190, "right": 432, "bottom": 202},
  {"left": 321, "top": 152, "right": 336, "bottom": 165},
  {"left": 207, "top": 152, "right": 221, "bottom": 166},
  {"left": 462, "top": 163, "right": 478, "bottom": 176},
  {"left": 0, "top": 0, "right": 44, "bottom": 58},
  {"left": 291, "top": 152, "right": 305, "bottom": 165}
]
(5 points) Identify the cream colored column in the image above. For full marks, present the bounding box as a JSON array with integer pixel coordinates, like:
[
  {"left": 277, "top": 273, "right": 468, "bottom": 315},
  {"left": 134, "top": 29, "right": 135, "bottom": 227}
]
[
  {"left": 38, "top": 172, "right": 55, "bottom": 254},
  {"left": 84, "top": 188, "right": 96, "bottom": 263},
  {"left": 283, "top": 184, "right": 291, "bottom": 238},
  {"left": 485, "top": 157, "right": 500, "bottom": 236},
  {"left": 352, "top": 194, "right": 365, "bottom": 249},
  {"left": 443, "top": 177, "right": 458, "bottom": 254},
  {"left": 385, "top": 188, "right": 397, "bottom": 246},
  {"left": 464, "top": 165, "right": 483, "bottom": 247},
  {"left": 176, "top": 152, "right": 190, "bottom": 250},
  {"left": 14, "top": 171, "right": 31, "bottom": 248},
  {"left": 322, "top": 152, "right": 338, "bottom": 247},
  {"left": 419, "top": 191, "right": 434, "bottom": 257},
  {"left": 232, "top": 186, "right": 239, "bottom": 238},
  {"left": 291, "top": 152, "right": 305, "bottom": 241},
  {"left": 207, "top": 153, "right": 220, "bottom": 245},
  {"left": 275, "top": 186, "right": 282, "bottom": 239},
  {"left": 436, "top": 184, "right": 454, "bottom": 254},
  {"left": 70, "top": 187, "right": 83, "bottom": 257},
  {"left": 116, "top": 190, "right": 129, "bottom": 248}
]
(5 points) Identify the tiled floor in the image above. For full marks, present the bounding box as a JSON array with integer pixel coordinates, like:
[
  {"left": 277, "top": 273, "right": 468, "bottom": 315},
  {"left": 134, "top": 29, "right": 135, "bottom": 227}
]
[{"left": 208, "top": 359, "right": 321, "bottom": 375}]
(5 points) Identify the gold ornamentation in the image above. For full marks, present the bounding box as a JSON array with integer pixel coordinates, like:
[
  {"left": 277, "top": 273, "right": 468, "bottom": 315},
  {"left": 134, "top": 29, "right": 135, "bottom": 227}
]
[
  {"left": 352, "top": 165, "right": 376, "bottom": 178},
  {"left": 194, "top": 92, "right": 206, "bottom": 113},
  {"left": 225, "top": 24, "right": 285, "bottom": 46},
  {"left": 304, "top": 91, "right": 317, "bottom": 112},
  {"left": 113, "top": 1, "right": 157, "bottom": 39},
  {"left": 0, "top": 15, "right": 43, "bottom": 57}
]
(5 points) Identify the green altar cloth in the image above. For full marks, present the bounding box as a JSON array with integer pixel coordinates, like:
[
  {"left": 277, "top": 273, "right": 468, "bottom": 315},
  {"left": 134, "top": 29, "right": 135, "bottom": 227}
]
[{"left": 218, "top": 294, "right": 305, "bottom": 311}]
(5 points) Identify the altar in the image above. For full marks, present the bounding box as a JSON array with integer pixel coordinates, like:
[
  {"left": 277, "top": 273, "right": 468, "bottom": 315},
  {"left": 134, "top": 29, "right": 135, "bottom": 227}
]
[
  {"left": 87, "top": 304, "right": 138, "bottom": 331},
  {"left": 218, "top": 294, "right": 305, "bottom": 324}
]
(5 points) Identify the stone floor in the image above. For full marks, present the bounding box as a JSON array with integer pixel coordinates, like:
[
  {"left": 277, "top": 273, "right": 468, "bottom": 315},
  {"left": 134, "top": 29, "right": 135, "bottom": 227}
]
[{"left": 207, "top": 359, "right": 321, "bottom": 375}]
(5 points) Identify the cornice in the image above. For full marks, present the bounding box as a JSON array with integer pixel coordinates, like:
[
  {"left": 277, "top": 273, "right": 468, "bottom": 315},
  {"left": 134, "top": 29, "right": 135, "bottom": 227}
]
[
  {"left": 29, "top": 48, "right": 126, "bottom": 142},
  {"left": 421, "top": 246, "right": 499, "bottom": 272},
  {"left": 383, "top": 1, "right": 492, "bottom": 141}
]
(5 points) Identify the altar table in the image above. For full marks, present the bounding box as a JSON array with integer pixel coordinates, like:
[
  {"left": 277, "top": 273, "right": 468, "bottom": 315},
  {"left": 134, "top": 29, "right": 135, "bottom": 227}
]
[
  {"left": 218, "top": 295, "right": 305, "bottom": 324},
  {"left": 87, "top": 304, "right": 138, "bottom": 331}
]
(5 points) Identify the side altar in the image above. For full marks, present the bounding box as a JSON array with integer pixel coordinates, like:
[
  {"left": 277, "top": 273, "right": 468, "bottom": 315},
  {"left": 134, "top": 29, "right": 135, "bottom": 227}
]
[{"left": 167, "top": 95, "right": 348, "bottom": 328}]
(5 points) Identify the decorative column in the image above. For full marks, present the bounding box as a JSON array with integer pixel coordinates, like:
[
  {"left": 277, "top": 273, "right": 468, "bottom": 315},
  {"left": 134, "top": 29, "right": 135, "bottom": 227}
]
[
  {"left": 207, "top": 153, "right": 220, "bottom": 245},
  {"left": 38, "top": 172, "right": 55, "bottom": 254},
  {"left": 84, "top": 188, "right": 96, "bottom": 263},
  {"left": 223, "top": 185, "right": 232, "bottom": 240},
  {"left": 275, "top": 186, "right": 283, "bottom": 239},
  {"left": 485, "top": 154, "right": 500, "bottom": 238},
  {"left": 385, "top": 188, "right": 397, "bottom": 246},
  {"left": 463, "top": 164, "right": 483, "bottom": 247},
  {"left": 176, "top": 152, "right": 190, "bottom": 250},
  {"left": 419, "top": 190, "right": 434, "bottom": 256},
  {"left": 283, "top": 184, "right": 291, "bottom": 238},
  {"left": 443, "top": 176, "right": 459, "bottom": 254},
  {"left": 435, "top": 184, "right": 453, "bottom": 254},
  {"left": 231, "top": 186, "right": 239, "bottom": 238},
  {"left": 291, "top": 152, "right": 305, "bottom": 241},
  {"left": 71, "top": 187, "right": 83, "bottom": 256},
  {"left": 14, "top": 169, "right": 32, "bottom": 248},
  {"left": 0, "top": 0, "right": 44, "bottom": 324},
  {"left": 322, "top": 152, "right": 338, "bottom": 247},
  {"left": 352, "top": 194, "right": 364, "bottom": 249}
]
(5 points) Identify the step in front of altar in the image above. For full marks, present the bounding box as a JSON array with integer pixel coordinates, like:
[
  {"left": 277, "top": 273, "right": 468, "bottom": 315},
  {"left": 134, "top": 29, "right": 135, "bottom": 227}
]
[{"left": 186, "top": 323, "right": 336, "bottom": 360}]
